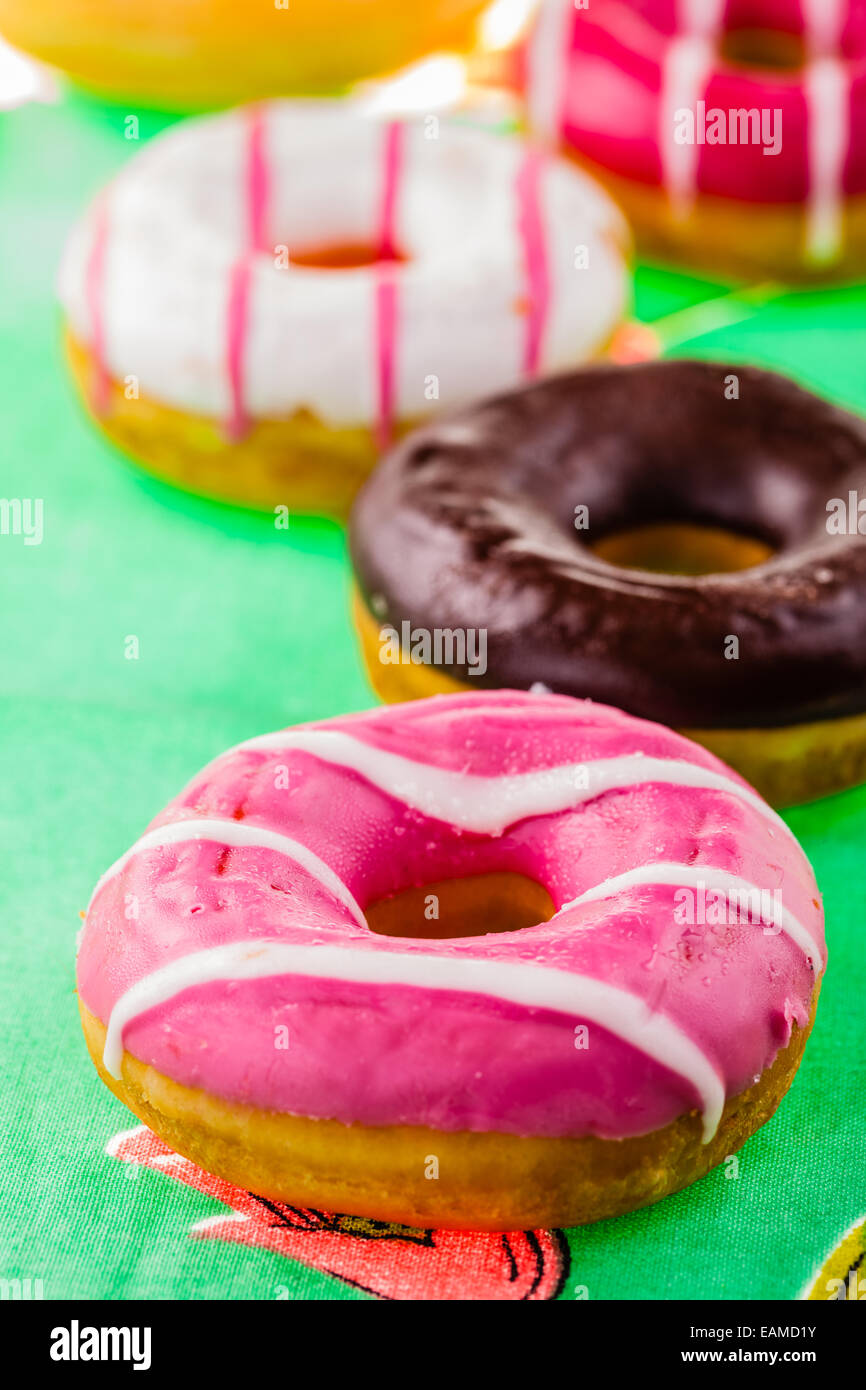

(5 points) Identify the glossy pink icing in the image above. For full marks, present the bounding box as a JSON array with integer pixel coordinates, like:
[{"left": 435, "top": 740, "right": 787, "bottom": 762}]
[
  {"left": 77, "top": 691, "right": 824, "bottom": 1141},
  {"left": 515, "top": 149, "right": 551, "bottom": 376},
  {"left": 525, "top": 0, "right": 866, "bottom": 215}
]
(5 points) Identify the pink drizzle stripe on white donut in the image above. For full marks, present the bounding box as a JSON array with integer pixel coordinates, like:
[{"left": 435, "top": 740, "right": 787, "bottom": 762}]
[
  {"left": 84, "top": 193, "right": 111, "bottom": 415},
  {"left": 378, "top": 120, "right": 403, "bottom": 262},
  {"left": 225, "top": 106, "right": 271, "bottom": 442},
  {"left": 245, "top": 105, "right": 269, "bottom": 251},
  {"left": 374, "top": 121, "right": 404, "bottom": 452},
  {"left": 515, "top": 149, "right": 551, "bottom": 377},
  {"left": 101, "top": 936, "right": 727, "bottom": 1139},
  {"left": 233, "top": 727, "right": 794, "bottom": 838},
  {"left": 224, "top": 263, "right": 252, "bottom": 443},
  {"left": 560, "top": 862, "right": 822, "bottom": 967},
  {"left": 374, "top": 279, "right": 399, "bottom": 451},
  {"left": 88, "top": 816, "right": 367, "bottom": 928}
]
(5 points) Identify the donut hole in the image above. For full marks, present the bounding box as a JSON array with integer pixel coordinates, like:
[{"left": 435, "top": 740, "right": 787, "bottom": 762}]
[
  {"left": 589, "top": 522, "right": 774, "bottom": 575},
  {"left": 287, "top": 241, "right": 409, "bottom": 270},
  {"left": 719, "top": 28, "right": 806, "bottom": 72},
  {"left": 366, "top": 871, "right": 555, "bottom": 941}
]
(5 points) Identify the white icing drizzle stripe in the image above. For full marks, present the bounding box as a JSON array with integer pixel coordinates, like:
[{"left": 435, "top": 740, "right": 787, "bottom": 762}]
[
  {"left": 678, "top": 0, "right": 728, "bottom": 36},
  {"left": 660, "top": 35, "right": 717, "bottom": 214},
  {"left": 560, "top": 862, "right": 822, "bottom": 966},
  {"left": 101, "top": 936, "right": 726, "bottom": 1141},
  {"left": 526, "top": 0, "right": 575, "bottom": 141},
  {"left": 233, "top": 729, "right": 792, "bottom": 839},
  {"left": 800, "top": 0, "right": 848, "bottom": 54},
  {"left": 804, "top": 56, "right": 849, "bottom": 264},
  {"left": 88, "top": 818, "right": 366, "bottom": 930}
]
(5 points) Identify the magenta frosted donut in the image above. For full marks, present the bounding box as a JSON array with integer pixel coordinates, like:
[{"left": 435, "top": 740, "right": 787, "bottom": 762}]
[
  {"left": 523, "top": 0, "right": 866, "bottom": 277},
  {"left": 77, "top": 690, "right": 825, "bottom": 1229}
]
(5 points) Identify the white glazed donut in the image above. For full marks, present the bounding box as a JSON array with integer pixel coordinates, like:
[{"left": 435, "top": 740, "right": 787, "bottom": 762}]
[{"left": 58, "top": 103, "right": 632, "bottom": 514}]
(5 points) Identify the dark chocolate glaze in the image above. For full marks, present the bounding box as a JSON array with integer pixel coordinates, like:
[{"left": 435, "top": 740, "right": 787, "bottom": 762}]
[{"left": 349, "top": 361, "right": 866, "bottom": 729}]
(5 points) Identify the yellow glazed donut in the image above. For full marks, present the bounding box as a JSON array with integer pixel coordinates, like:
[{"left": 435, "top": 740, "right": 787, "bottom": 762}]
[
  {"left": 0, "top": 0, "right": 492, "bottom": 109},
  {"left": 58, "top": 102, "right": 631, "bottom": 517}
]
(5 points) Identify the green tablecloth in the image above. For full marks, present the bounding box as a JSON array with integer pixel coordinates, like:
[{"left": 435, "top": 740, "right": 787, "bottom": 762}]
[{"left": 1, "top": 92, "right": 864, "bottom": 1301}]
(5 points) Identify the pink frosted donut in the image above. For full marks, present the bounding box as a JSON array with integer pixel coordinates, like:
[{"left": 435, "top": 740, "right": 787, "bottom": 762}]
[
  {"left": 523, "top": 0, "right": 866, "bottom": 278},
  {"left": 77, "top": 690, "right": 824, "bottom": 1229}
]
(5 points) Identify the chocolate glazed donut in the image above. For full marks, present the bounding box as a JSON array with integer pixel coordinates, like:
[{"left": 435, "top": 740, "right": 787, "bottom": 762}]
[{"left": 349, "top": 361, "right": 866, "bottom": 806}]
